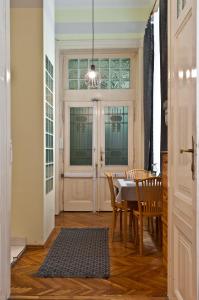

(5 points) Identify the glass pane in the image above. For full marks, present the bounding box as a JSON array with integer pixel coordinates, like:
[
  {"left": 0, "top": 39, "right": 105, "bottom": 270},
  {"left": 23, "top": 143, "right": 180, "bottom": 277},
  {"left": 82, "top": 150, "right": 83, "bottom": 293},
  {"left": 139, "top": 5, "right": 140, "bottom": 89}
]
[
  {"left": 177, "top": 0, "right": 181, "bottom": 18},
  {"left": 79, "top": 59, "right": 88, "bottom": 69},
  {"left": 105, "top": 106, "right": 128, "bottom": 165},
  {"left": 46, "top": 149, "right": 53, "bottom": 163},
  {"left": 89, "top": 59, "right": 99, "bottom": 68},
  {"left": 46, "top": 178, "right": 53, "bottom": 194},
  {"left": 69, "top": 80, "right": 78, "bottom": 90},
  {"left": 101, "top": 80, "right": 109, "bottom": 89},
  {"left": 69, "top": 59, "right": 78, "bottom": 69},
  {"left": 69, "top": 69, "right": 78, "bottom": 79},
  {"left": 46, "top": 87, "right": 53, "bottom": 105},
  {"left": 121, "top": 70, "right": 130, "bottom": 80},
  {"left": 101, "top": 68, "right": 109, "bottom": 80},
  {"left": 80, "top": 69, "right": 88, "bottom": 79},
  {"left": 110, "top": 58, "right": 120, "bottom": 68},
  {"left": 111, "top": 81, "right": 120, "bottom": 89},
  {"left": 46, "top": 134, "right": 53, "bottom": 148},
  {"left": 46, "top": 103, "right": 53, "bottom": 120},
  {"left": 121, "top": 58, "right": 130, "bottom": 69},
  {"left": 100, "top": 59, "right": 109, "bottom": 68},
  {"left": 80, "top": 80, "right": 88, "bottom": 89},
  {"left": 121, "top": 80, "right": 130, "bottom": 89},
  {"left": 182, "top": 0, "right": 186, "bottom": 9},
  {"left": 110, "top": 69, "right": 120, "bottom": 81},
  {"left": 70, "top": 107, "right": 93, "bottom": 165},
  {"left": 46, "top": 164, "right": 53, "bottom": 179}
]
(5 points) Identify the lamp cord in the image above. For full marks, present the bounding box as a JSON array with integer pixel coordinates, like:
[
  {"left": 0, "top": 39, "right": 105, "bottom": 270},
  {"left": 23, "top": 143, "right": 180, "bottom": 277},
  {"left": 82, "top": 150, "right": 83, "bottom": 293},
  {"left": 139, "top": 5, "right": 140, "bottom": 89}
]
[{"left": 92, "top": 0, "right": 94, "bottom": 64}]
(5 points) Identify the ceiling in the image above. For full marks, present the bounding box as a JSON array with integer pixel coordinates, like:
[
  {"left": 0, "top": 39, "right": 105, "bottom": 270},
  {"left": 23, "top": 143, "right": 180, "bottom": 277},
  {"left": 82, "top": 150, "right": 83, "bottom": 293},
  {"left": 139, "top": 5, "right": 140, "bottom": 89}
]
[{"left": 55, "top": 0, "right": 155, "bottom": 46}]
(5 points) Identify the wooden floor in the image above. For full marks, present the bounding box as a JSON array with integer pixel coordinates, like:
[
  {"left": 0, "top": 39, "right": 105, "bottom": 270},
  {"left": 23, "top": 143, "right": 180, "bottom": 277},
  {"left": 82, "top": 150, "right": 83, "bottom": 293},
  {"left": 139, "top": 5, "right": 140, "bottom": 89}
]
[{"left": 10, "top": 212, "right": 167, "bottom": 300}]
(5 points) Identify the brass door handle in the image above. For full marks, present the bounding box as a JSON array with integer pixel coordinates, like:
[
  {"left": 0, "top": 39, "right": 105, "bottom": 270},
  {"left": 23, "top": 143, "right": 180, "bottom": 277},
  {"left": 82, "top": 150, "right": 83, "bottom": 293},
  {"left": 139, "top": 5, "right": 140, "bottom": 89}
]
[
  {"left": 180, "top": 136, "right": 195, "bottom": 180},
  {"left": 180, "top": 149, "right": 193, "bottom": 154}
]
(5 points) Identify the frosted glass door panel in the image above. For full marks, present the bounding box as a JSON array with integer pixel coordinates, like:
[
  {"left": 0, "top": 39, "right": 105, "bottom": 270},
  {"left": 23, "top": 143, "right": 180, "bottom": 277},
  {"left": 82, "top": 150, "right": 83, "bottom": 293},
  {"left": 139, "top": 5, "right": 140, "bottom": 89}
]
[
  {"left": 70, "top": 107, "right": 93, "bottom": 166},
  {"left": 105, "top": 106, "right": 128, "bottom": 165}
]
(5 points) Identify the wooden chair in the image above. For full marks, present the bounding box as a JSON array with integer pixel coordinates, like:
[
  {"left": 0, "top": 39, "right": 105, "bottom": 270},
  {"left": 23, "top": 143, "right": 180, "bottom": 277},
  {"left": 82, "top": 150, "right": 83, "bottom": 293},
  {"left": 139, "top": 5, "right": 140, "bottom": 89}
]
[
  {"left": 126, "top": 169, "right": 150, "bottom": 180},
  {"left": 105, "top": 172, "right": 134, "bottom": 245},
  {"left": 133, "top": 177, "right": 162, "bottom": 255}
]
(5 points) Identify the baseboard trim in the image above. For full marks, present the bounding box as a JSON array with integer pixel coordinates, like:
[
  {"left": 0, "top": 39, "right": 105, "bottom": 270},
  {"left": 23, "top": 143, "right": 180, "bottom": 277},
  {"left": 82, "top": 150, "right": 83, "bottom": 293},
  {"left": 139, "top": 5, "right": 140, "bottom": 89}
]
[{"left": 11, "top": 237, "right": 26, "bottom": 247}]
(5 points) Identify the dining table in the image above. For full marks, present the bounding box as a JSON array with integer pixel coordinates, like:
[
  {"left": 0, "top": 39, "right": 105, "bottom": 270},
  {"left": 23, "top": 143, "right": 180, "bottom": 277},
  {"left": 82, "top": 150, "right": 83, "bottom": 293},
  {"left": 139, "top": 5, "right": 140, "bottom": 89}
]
[{"left": 115, "top": 178, "right": 137, "bottom": 203}]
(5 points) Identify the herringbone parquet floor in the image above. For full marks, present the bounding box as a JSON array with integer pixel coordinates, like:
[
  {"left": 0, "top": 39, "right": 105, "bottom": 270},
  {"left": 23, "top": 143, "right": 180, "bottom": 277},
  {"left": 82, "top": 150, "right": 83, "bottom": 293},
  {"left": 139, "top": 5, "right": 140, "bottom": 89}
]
[{"left": 10, "top": 212, "right": 167, "bottom": 300}]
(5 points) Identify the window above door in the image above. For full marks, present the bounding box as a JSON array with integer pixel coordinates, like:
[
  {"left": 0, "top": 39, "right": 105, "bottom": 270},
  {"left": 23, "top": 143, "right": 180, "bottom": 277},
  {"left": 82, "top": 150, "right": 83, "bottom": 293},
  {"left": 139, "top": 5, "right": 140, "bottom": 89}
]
[{"left": 67, "top": 58, "right": 131, "bottom": 90}]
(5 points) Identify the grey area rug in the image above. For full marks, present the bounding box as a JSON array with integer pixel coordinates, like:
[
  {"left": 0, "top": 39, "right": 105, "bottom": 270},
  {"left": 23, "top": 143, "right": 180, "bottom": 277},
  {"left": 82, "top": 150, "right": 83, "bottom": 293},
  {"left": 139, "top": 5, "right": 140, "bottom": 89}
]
[{"left": 36, "top": 228, "right": 110, "bottom": 278}]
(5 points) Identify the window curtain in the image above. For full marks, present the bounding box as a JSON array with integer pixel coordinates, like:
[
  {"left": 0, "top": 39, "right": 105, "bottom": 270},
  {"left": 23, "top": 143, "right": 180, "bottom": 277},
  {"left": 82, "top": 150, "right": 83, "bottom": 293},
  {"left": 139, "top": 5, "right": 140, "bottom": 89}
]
[
  {"left": 144, "top": 17, "right": 154, "bottom": 170},
  {"left": 159, "top": 0, "right": 168, "bottom": 151}
]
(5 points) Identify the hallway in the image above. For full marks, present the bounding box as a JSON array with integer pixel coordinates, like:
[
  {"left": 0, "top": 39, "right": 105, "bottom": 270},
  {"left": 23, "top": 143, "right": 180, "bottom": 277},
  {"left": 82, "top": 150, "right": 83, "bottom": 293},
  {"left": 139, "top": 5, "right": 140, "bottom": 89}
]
[{"left": 11, "top": 213, "right": 167, "bottom": 300}]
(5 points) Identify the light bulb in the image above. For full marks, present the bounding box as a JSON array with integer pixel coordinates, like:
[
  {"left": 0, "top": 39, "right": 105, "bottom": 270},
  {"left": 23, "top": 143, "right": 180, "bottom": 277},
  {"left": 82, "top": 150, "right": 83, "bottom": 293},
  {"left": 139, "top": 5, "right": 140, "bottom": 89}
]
[
  {"left": 88, "top": 70, "right": 97, "bottom": 79},
  {"left": 85, "top": 64, "right": 101, "bottom": 89}
]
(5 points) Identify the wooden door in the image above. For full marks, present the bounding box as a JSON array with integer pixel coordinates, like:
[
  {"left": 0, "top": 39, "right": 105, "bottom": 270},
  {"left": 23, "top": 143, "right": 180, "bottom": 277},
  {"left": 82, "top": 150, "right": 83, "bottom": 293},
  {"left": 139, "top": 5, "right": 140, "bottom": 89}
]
[
  {"left": 63, "top": 100, "right": 133, "bottom": 211},
  {"left": 168, "top": 0, "right": 197, "bottom": 299},
  {"left": 63, "top": 102, "right": 96, "bottom": 211},
  {"left": 97, "top": 101, "right": 133, "bottom": 211}
]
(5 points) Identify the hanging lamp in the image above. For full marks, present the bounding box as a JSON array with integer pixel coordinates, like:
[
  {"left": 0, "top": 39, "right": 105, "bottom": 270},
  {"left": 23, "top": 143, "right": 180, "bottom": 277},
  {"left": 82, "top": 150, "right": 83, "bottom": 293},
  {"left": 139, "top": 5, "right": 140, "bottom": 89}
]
[{"left": 85, "top": 0, "right": 101, "bottom": 88}]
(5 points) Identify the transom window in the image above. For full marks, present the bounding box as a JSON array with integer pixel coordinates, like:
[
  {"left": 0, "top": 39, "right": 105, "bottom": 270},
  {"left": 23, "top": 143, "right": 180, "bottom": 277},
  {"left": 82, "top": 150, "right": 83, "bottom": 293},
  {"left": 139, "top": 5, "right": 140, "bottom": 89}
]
[{"left": 68, "top": 58, "right": 131, "bottom": 90}]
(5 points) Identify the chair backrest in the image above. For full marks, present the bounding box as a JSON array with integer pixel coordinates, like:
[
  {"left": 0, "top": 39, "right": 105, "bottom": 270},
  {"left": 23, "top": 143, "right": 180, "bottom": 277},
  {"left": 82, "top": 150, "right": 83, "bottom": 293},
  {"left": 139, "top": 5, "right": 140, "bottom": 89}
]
[
  {"left": 135, "top": 177, "right": 162, "bottom": 215},
  {"left": 126, "top": 169, "right": 150, "bottom": 180},
  {"left": 105, "top": 172, "right": 116, "bottom": 209}
]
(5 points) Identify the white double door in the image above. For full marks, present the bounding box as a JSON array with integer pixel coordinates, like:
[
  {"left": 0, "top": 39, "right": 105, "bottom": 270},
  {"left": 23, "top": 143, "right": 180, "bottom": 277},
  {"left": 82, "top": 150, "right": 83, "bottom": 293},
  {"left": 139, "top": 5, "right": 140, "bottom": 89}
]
[{"left": 63, "top": 100, "right": 133, "bottom": 211}]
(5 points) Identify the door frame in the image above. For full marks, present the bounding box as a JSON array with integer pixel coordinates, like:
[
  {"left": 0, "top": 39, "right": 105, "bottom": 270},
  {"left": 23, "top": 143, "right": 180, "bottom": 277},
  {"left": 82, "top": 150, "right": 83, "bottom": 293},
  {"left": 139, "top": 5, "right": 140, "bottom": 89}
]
[
  {"left": 168, "top": 0, "right": 199, "bottom": 299},
  {"left": 0, "top": 0, "right": 11, "bottom": 299}
]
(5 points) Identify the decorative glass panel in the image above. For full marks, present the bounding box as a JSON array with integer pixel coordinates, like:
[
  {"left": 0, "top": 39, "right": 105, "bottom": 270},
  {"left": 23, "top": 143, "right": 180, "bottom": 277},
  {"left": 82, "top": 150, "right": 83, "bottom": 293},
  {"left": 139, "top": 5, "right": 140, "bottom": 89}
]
[
  {"left": 121, "top": 58, "right": 130, "bottom": 69},
  {"left": 110, "top": 59, "right": 120, "bottom": 68},
  {"left": 80, "top": 80, "right": 88, "bottom": 90},
  {"left": 69, "top": 59, "right": 78, "bottom": 69},
  {"left": 80, "top": 69, "right": 88, "bottom": 79},
  {"left": 110, "top": 69, "right": 120, "bottom": 81},
  {"left": 121, "top": 81, "right": 130, "bottom": 89},
  {"left": 121, "top": 70, "right": 130, "bottom": 80},
  {"left": 68, "top": 58, "right": 131, "bottom": 90},
  {"left": 69, "top": 69, "right": 78, "bottom": 79},
  {"left": 100, "top": 59, "right": 109, "bottom": 68},
  {"left": 79, "top": 59, "right": 88, "bottom": 69},
  {"left": 101, "top": 80, "right": 109, "bottom": 89},
  {"left": 105, "top": 106, "right": 128, "bottom": 165},
  {"left": 69, "top": 80, "right": 78, "bottom": 90},
  {"left": 111, "top": 81, "right": 120, "bottom": 89},
  {"left": 101, "top": 68, "right": 109, "bottom": 80},
  {"left": 89, "top": 59, "right": 99, "bottom": 68},
  {"left": 70, "top": 107, "right": 93, "bottom": 165}
]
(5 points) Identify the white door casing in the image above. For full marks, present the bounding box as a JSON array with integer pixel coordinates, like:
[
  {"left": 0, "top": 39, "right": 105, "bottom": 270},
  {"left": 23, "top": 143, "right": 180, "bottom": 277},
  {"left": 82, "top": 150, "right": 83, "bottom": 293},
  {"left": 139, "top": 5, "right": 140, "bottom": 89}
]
[
  {"left": 0, "top": 0, "right": 11, "bottom": 299},
  {"left": 168, "top": 0, "right": 197, "bottom": 299}
]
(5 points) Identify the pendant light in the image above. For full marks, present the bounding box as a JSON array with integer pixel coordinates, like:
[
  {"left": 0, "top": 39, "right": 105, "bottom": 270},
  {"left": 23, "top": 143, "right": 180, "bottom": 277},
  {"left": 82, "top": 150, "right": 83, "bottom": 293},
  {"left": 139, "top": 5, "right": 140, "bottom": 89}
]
[{"left": 85, "top": 0, "right": 101, "bottom": 89}]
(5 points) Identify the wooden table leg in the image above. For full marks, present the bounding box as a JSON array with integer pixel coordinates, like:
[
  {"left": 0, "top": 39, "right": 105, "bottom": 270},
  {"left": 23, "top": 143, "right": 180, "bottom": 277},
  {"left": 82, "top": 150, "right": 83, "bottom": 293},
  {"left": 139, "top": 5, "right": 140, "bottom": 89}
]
[{"left": 123, "top": 201, "right": 128, "bottom": 247}]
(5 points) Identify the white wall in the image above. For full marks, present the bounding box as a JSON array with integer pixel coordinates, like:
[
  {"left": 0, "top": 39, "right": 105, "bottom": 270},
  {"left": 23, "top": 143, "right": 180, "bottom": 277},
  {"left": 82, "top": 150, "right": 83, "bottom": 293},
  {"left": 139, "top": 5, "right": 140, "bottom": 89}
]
[{"left": 43, "top": 0, "right": 55, "bottom": 241}]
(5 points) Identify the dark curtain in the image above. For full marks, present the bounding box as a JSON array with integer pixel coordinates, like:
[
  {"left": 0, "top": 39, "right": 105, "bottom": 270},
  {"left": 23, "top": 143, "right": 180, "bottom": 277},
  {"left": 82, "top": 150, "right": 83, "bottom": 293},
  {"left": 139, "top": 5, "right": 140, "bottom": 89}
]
[
  {"left": 159, "top": 0, "right": 168, "bottom": 151},
  {"left": 144, "top": 17, "right": 154, "bottom": 171}
]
